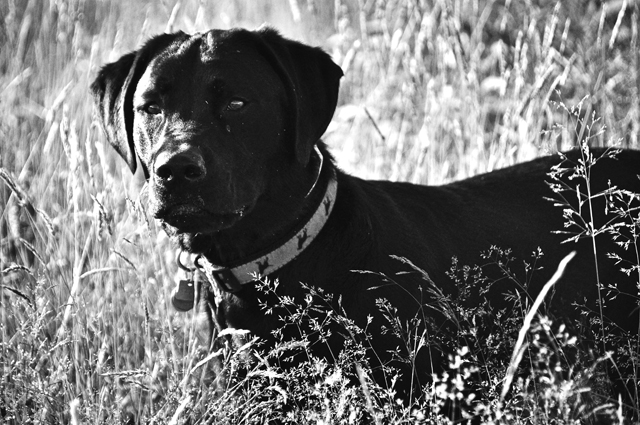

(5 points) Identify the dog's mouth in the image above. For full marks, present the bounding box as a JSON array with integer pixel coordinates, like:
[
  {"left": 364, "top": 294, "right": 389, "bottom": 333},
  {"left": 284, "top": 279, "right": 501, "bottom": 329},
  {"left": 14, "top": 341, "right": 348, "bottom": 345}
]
[{"left": 155, "top": 203, "right": 249, "bottom": 233}]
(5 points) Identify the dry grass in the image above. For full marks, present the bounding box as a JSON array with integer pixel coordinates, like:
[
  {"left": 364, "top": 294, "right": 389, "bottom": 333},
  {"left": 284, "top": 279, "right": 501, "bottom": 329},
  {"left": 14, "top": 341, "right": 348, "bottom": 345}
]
[{"left": 1, "top": 0, "right": 638, "bottom": 423}]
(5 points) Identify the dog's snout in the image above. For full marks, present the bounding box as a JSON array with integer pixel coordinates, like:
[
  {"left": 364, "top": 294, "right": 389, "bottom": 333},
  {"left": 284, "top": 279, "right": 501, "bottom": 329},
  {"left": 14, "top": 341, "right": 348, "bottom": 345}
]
[{"left": 154, "top": 149, "right": 207, "bottom": 185}]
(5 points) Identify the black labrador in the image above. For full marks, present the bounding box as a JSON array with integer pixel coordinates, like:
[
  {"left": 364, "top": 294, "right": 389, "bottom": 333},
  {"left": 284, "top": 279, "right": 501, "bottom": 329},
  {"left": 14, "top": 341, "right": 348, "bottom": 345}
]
[{"left": 91, "top": 27, "right": 640, "bottom": 400}]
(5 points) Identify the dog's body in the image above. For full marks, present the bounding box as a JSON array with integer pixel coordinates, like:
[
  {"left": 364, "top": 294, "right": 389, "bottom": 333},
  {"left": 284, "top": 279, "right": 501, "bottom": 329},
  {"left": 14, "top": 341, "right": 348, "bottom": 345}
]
[{"left": 92, "top": 27, "right": 640, "bottom": 398}]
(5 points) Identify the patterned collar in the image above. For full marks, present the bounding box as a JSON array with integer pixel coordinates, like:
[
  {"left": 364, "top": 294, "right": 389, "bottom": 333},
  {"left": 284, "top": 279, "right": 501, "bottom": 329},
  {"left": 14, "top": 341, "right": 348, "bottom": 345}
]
[{"left": 195, "top": 159, "right": 337, "bottom": 294}]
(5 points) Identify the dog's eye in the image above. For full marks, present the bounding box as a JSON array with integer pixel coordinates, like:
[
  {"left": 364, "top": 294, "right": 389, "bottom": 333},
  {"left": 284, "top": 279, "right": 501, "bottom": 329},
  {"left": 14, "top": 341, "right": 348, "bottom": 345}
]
[
  {"left": 143, "top": 102, "right": 162, "bottom": 115},
  {"left": 226, "top": 100, "right": 245, "bottom": 111}
]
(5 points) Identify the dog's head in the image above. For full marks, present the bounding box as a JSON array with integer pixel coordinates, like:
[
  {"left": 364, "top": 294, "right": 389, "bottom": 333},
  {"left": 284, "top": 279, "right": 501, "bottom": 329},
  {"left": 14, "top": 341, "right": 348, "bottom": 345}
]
[{"left": 91, "top": 28, "right": 342, "bottom": 247}]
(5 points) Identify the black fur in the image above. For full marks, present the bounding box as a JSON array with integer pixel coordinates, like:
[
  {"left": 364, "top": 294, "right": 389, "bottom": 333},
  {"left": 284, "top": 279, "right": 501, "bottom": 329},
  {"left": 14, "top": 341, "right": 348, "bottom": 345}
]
[{"left": 92, "top": 27, "right": 640, "bottom": 406}]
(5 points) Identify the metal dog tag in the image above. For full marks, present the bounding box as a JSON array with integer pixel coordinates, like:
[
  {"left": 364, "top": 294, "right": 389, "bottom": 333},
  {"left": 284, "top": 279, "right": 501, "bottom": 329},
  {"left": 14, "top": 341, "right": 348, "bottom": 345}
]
[{"left": 171, "top": 272, "right": 195, "bottom": 312}]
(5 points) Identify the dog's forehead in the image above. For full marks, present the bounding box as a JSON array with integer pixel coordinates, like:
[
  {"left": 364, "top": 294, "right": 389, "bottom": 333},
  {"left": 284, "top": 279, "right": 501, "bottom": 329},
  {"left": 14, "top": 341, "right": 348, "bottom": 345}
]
[
  {"left": 192, "top": 29, "right": 262, "bottom": 63},
  {"left": 146, "top": 30, "right": 267, "bottom": 80},
  {"left": 136, "top": 31, "right": 271, "bottom": 95},
  {"left": 200, "top": 30, "right": 247, "bottom": 55}
]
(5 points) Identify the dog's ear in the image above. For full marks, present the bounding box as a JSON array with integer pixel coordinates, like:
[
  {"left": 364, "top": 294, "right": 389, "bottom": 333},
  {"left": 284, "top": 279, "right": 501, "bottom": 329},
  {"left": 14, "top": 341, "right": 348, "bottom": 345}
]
[
  {"left": 254, "top": 28, "right": 343, "bottom": 167},
  {"left": 90, "top": 32, "right": 187, "bottom": 174}
]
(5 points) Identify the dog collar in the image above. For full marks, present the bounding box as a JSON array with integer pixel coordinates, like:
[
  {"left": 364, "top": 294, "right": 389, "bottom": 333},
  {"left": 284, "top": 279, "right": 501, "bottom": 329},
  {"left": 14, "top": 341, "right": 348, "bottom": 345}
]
[{"left": 195, "top": 168, "right": 338, "bottom": 293}]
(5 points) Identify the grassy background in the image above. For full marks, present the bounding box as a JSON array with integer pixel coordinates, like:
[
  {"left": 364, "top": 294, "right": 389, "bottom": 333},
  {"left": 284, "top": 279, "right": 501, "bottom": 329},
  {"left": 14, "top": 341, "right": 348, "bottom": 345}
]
[{"left": 1, "top": 0, "right": 638, "bottom": 423}]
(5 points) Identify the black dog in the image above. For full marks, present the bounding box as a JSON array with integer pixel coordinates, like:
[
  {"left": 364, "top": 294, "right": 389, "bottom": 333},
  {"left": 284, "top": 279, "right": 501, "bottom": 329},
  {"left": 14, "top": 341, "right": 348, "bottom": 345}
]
[{"left": 91, "top": 27, "right": 640, "bottom": 400}]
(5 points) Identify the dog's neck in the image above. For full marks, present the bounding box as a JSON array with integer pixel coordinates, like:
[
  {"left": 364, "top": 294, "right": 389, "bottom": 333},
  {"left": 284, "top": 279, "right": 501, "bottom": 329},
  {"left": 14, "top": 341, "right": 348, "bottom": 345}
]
[{"left": 200, "top": 145, "right": 335, "bottom": 274}]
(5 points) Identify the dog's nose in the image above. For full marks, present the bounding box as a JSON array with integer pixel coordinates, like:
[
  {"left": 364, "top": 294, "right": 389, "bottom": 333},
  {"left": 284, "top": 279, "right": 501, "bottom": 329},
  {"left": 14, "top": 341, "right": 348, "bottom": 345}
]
[{"left": 153, "top": 150, "right": 207, "bottom": 185}]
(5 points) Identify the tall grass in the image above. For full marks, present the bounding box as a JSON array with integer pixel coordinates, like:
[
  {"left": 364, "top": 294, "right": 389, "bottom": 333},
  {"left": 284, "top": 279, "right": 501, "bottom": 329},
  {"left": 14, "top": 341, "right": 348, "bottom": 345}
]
[{"left": 1, "top": 0, "right": 638, "bottom": 423}]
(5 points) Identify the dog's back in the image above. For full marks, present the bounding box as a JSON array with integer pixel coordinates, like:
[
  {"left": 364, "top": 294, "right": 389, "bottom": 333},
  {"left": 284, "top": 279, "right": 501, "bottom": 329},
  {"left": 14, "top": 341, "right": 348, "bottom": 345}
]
[{"left": 323, "top": 147, "right": 639, "bottom": 327}]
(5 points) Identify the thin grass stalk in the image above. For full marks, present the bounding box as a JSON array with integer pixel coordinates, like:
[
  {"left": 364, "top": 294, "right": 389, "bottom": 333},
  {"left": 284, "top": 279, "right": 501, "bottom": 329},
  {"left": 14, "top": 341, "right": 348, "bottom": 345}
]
[
  {"left": 500, "top": 250, "right": 576, "bottom": 402},
  {"left": 579, "top": 141, "right": 609, "bottom": 357}
]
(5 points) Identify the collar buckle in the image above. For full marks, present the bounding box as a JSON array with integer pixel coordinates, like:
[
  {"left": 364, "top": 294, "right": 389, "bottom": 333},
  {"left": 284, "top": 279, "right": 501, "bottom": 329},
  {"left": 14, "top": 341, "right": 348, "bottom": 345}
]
[{"left": 210, "top": 265, "right": 243, "bottom": 293}]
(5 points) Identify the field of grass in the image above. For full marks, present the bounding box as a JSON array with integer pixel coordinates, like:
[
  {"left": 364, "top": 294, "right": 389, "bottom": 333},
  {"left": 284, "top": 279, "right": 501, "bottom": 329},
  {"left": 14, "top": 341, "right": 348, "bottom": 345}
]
[{"left": 1, "top": 0, "right": 639, "bottom": 423}]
